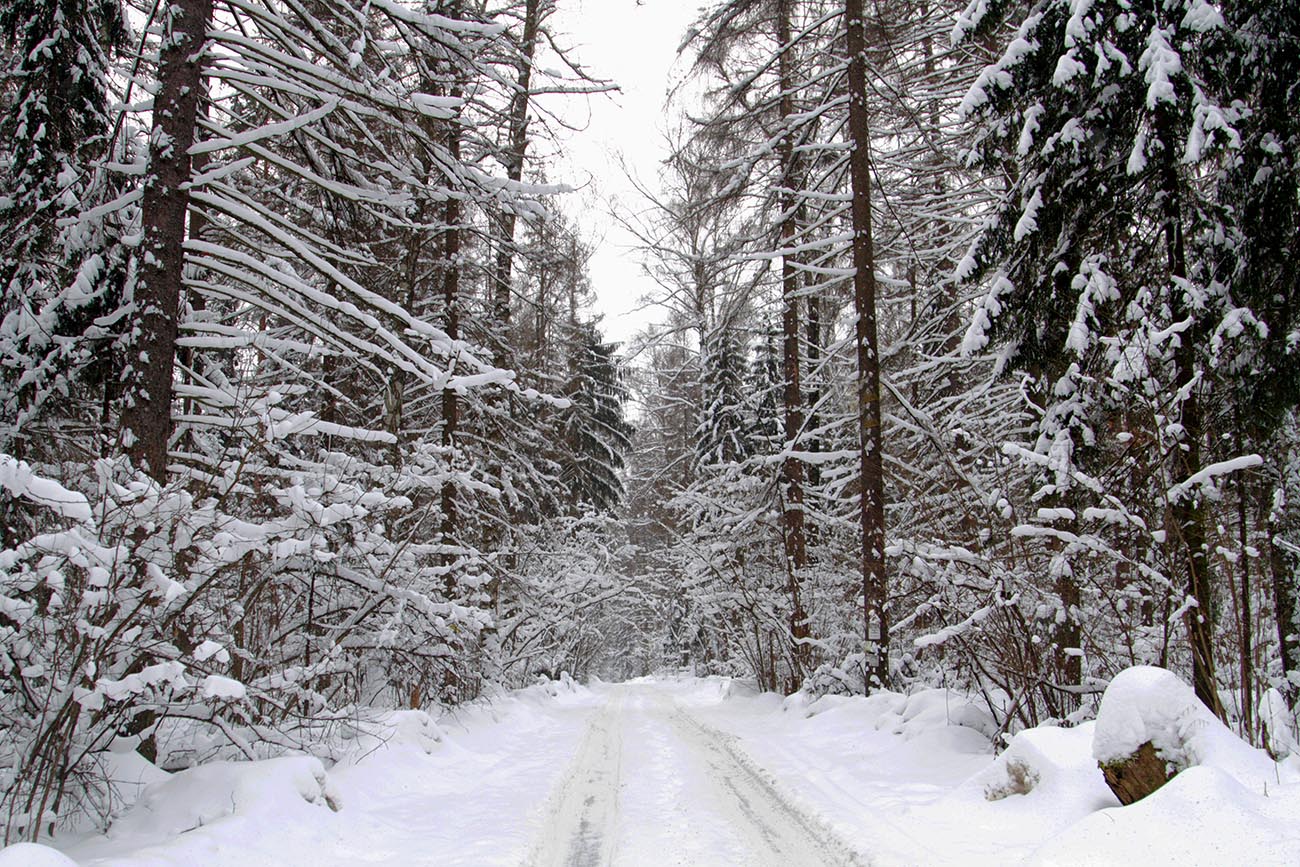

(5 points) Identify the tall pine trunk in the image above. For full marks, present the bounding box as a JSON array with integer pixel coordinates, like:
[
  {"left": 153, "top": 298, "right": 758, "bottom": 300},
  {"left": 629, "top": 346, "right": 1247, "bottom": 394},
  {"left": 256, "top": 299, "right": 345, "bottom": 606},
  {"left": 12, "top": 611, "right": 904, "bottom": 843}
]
[
  {"left": 776, "top": 0, "right": 810, "bottom": 688},
  {"left": 846, "top": 0, "right": 887, "bottom": 689},
  {"left": 122, "top": 0, "right": 213, "bottom": 480},
  {"left": 492, "top": 0, "right": 542, "bottom": 357},
  {"left": 441, "top": 6, "right": 465, "bottom": 582}
]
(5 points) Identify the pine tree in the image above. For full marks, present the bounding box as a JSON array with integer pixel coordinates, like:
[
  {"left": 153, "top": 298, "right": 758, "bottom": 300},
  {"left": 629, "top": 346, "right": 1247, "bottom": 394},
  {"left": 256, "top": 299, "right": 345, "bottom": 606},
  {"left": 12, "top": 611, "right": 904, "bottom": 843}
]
[
  {"left": 560, "top": 321, "right": 634, "bottom": 514},
  {"left": 0, "top": 0, "right": 128, "bottom": 457},
  {"left": 1205, "top": 1, "right": 1300, "bottom": 706},
  {"left": 696, "top": 323, "right": 752, "bottom": 470},
  {"left": 954, "top": 0, "right": 1271, "bottom": 716}
]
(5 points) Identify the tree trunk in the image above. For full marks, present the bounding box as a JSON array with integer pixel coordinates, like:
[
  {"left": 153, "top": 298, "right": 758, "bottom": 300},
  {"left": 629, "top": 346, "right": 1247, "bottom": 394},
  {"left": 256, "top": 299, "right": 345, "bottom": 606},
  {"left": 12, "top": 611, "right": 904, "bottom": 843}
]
[
  {"left": 492, "top": 0, "right": 543, "bottom": 357},
  {"left": 1050, "top": 535, "right": 1083, "bottom": 716},
  {"left": 122, "top": 0, "right": 214, "bottom": 480},
  {"left": 846, "top": 0, "right": 888, "bottom": 689},
  {"left": 1235, "top": 463, "right": 1254, "bottom": 735},
  {"left": 1100, "top": 741, "right": 1172, "bottom": 806},
  {"left": 1155, "top": 105, "right": 1222, "bottom": 719},
  {"left": 441, "top": 10, "right": 464, "bottom": 584},
  {"left": 776, "top": 0, "right": 810, "bottom": 688}
]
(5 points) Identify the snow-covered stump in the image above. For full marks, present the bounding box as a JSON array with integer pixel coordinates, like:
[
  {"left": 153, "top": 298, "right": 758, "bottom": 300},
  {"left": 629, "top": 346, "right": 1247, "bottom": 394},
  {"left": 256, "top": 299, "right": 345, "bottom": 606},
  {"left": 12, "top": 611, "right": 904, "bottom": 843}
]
[
  {"left": 1092, "top": 666, "right": 1217, "bottom": 805},
  {"left": 1098, "top": 740, "right": 1170, "bottom": 806}
]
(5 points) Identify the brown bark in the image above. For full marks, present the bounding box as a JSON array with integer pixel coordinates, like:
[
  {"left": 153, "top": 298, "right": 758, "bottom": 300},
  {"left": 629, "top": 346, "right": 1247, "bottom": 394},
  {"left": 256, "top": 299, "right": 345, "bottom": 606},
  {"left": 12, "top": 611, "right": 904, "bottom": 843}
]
[
  {"left": 805, "top": 293, "right": 822, "bottom": 493},
  {"left": 441, "top": 5, "right": 465, "bottom": 583},
  {"left": 846, "top": 0, "right": 888, "bottom": 689},
  {"left": 492, "top": 0, "right": 542, "bottom": 352},
  {"left": 776, "top": 0, "right": 810, "bottom": 688},
  {"left": 1234, "top": 464, "right": 1254, "bottom": 735},
  {"left": 122, "top": 0, "right": 214, "bottom": 480},
  {"left": 1046, "top": 273, "right": 1082, "bottom": 713},
  {"left": 1099, "top": 741, "right": 1172, "bottom": 806},
  {"left": 1051, "top": 541, "right": 1083, "bottom": 715}
]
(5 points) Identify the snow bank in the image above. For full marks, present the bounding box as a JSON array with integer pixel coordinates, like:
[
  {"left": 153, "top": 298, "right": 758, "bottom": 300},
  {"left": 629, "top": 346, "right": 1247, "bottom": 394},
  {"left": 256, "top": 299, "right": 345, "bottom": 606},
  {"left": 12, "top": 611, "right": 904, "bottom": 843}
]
[
  {"left": 440, "top": 672, "right": 594, "bottom": 731},
  {"left": 669, "top": 677, "right": 1002, "bottom": 862},
  {"left": 102, "top": 756, "right": 340, "bottom": 847},
  {"left": 73, "top": 741, "right": 172, "bottom": 831},
  {"left": 675, "top": 672, "right": 1299, "bottom": 864},
  {"left": 961, "top": 723, "right": 1117, "bottom": 822},
  {"left": 48, "top": 676, "right": 601, "bottom": 865},
  {"left": 1261, "top": 687, "right": 1300, "bottom": 757},
  {"left": 335, "top": 709, "right": 445, "bottom": 764},
  {"left": 1028, "top": 765, "right": 1300, "bottom": 865},
  {"left": 788, "top": 686, "right": 999, "bottom": 743},
  {"left": 0, "top": 843, "right": 78, "bottom": 866},
  {"left": 1021, "top": 666, "right": 1300, "bottom": 864}
]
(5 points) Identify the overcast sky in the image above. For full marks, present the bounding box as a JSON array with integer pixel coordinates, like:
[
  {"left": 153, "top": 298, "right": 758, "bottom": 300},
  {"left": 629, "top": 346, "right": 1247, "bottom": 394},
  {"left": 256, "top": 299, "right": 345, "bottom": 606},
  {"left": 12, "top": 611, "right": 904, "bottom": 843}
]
[{"left": 546, "top": 0, "right": 705, "bottom": 349}]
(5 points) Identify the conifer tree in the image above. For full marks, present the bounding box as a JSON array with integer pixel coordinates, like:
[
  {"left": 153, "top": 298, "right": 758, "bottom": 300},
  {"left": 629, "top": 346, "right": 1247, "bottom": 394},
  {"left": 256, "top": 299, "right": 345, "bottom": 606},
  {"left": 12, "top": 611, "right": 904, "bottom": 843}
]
[
  {"left": 0, "top": 0, "right": 128, "bottom": 457},
  {"left": 954, "top": 0, "right": 1273, "bottom": 716},
  {"left": 561, "top": 321, "right": 634, "bottom": 514}
]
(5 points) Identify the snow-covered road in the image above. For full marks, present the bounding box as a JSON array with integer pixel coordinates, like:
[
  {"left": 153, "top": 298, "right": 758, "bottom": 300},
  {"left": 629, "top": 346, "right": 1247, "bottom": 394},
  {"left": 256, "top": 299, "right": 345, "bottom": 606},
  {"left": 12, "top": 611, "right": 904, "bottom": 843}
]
[
  {"left": 527, "top": 684, "right": 861, "bottom": 867},
  {"left": 56, "top": 679, "right": 867, "bottom": 867},
  {"left": 29, "top": 673, "right": 1300, "bottom": 867}
]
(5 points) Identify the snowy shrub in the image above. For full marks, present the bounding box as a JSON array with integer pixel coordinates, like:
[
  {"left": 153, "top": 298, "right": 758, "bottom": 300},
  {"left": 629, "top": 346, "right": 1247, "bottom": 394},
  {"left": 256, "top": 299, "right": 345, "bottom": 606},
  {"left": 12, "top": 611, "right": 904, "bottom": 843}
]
[{"left": 984, "top": 757, "right": 1039, "bottom": 800}]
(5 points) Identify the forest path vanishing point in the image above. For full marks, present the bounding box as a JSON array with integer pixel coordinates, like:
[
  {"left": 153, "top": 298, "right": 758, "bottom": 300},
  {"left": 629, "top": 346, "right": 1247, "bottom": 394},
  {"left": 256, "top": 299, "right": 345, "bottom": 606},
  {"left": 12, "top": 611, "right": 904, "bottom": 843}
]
[{"left": 526, "top": 683, "right": 864, "bottom": 867}]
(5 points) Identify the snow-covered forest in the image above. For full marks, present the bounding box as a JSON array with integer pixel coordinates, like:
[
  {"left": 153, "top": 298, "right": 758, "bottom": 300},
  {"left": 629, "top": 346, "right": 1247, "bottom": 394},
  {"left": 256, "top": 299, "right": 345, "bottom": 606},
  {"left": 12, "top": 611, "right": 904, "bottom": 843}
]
[{"left": 2, "top": 0, "right": 1299, "bottom": 862}]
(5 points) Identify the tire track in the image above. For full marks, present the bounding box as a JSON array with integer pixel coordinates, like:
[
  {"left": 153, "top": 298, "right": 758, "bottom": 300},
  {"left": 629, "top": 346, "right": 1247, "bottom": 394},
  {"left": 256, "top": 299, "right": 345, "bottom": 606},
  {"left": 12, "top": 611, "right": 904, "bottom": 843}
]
[
  {"left": 660, "top": 694, "right": 866, "bottom": 867},
  {"left": 526, "top": 692, "right": 625, "bottom": 867}
]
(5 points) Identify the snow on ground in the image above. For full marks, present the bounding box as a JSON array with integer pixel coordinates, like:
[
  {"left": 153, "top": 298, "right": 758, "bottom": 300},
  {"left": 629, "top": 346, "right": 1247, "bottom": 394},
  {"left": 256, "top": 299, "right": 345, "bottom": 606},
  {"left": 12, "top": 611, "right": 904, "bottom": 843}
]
[
  {"left": 38, "top": 679, "right": 601, "bottom": 867},
  {"left": 1032, "top": 666, "right": 1300, "bottom": 866},
  {"left": 4, "top": 670, "right": 1299, "bottom": 866},
  {"left": 530, "top": 683, "right": 860, "bottom": 866},
  {"left": 677, "top": 677, "right": 1090, "bottom": 864},
  {"left": 676, "top": 673, "right": 1300, "bottom": 865}
]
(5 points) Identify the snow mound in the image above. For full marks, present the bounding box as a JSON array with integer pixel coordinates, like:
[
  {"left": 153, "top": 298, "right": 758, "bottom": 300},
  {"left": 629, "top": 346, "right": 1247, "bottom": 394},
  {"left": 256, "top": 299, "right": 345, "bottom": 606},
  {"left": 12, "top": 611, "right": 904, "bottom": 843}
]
[
  {"left": 967, "top": 723, "right": 1117, "bottom": 817},
  {"left": 72, "top": 740, "right": 172, "bottom": 830},
  {"left": 1093, "top": 665, "right": 1210, "bottom": 769},
  {"left": 774, "top": 687, "right": 996, "bottom": 768},
  {"left": 0, "top": 843, "right": 78, "bottom": 866},
  {"left": 537, "top": 671, "right": 579, "bottom": 697},
  {"left": 1027, "top": 764, "right": 1300, "bottom": 865},
  {"left": 105, "top": 755, "right": 340, "bottom": 845},
  {"left": 1260, "top": 687, "right": 1300, "bottom": 757},
  {"left": 717, "top": 676, "right": 761, "bottom": 701},
  {"left": 436, "top": 672, "right": 600, "bottom": 735},
  {"left": 1093, "top": 666, "right": 1287, "bottom": 790},
  {"left": 381, "top": 708, "right": 444, "bottom": 752},
  {"left": 1017, "top": 666, "right": 1300, "bottom": 865}
]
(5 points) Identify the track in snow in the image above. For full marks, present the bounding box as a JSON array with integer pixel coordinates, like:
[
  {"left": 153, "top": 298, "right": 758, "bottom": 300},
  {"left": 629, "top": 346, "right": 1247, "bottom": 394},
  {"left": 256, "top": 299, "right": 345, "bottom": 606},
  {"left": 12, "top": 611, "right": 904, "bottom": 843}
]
[{"left": 527, "top": 683, "right": 864, "bottom": 867}]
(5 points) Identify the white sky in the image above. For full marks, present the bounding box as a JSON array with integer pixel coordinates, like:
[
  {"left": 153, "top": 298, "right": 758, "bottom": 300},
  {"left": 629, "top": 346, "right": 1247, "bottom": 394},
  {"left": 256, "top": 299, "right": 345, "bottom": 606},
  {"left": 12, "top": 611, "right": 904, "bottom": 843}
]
[{"left": 545, "top": 0, "right": 705, "bottom": 348}]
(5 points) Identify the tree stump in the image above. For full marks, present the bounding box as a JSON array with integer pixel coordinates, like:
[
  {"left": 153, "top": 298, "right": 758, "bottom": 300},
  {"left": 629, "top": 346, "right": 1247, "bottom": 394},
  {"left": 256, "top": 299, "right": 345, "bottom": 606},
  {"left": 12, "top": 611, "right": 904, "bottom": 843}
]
[{"left": 1099, "top": 740, "right": 1173, "bottom": 805}]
